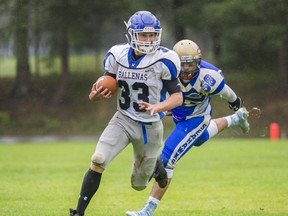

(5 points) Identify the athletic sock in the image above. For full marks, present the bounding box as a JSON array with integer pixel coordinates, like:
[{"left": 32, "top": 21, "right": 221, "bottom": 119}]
[
  {"left": 225, "top": 113, "right": 238, "bottom": 128},
  {"left": 76, "top": 168, "right": 102, "bottom": 215},
  {"left": 225, "top": 116, "right": 232, "bottom": 127},
  {"left": 148, "top": 196, "right": 160, "bottom": 205},
  {"left": 141, "top": 196, "right": 159, "bottom": 214}
]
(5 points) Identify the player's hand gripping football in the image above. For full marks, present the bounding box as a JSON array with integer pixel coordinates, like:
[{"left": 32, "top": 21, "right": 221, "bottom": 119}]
[{"left": 89, "top": 82, "right": 113, "bottom": 101}]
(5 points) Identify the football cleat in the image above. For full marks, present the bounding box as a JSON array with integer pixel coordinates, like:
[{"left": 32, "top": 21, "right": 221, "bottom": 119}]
[
  {"left": 234, "top": 107, "right": 250, "bottom": 133},
  {"left": 126, "top": 200, "right": 157, "bottom": 216},
  {"left": 69, "top": 208, "right": 83, "bottom": 216}
]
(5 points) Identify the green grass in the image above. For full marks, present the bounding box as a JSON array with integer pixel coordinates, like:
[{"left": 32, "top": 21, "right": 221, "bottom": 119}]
[
  {"left": 0, "top": 139, "right": 287, "bottom": 216},
  {"left": 0, "top": 54, "right": 104, "bottom": 77}
]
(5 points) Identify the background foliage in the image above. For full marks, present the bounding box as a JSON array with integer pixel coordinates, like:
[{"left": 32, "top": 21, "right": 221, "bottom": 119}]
[{"left": 0, "top": 0, "right": 287, "bottom": 138}]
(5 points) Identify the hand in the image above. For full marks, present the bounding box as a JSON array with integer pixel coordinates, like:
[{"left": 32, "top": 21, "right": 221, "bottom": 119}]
[
  {"left": 228, "top": 97, "right": 242, "bottom": 111},
  {"left": 138, "top": 101, "right": 159, "bottom": 116},
  {"left": 89, "top": 82, "right": 113, "bottom": 101}
]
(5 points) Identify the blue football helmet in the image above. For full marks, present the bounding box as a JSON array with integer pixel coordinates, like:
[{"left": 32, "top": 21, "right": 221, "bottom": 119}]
[{"left": 124, "top": 11, "right": 162, "bottom": 54}]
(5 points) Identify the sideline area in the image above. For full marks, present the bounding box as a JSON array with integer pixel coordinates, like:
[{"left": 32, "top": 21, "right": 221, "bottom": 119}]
[{"left": 0, "top": 136, "right": 98, "bottom": 144}]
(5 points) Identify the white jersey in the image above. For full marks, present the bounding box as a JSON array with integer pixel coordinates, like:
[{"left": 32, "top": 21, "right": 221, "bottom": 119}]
[
  {"left": 104, "top": 43, "right": 180, "bottom": 123},
  {"left": 172, "top": 60, "right": 226, "bottom": 121}
]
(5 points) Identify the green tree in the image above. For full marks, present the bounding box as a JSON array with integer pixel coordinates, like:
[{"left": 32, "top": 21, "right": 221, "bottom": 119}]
[
  {"left": 135, "top": 0, "right": 186, "bottom": 44},
  {"left": 0, "top": 0, "right": 136, "bottom": 104},
  {"left": 203, "top": 0, "right": 288, "bottom": 95},
  {"left": 42, "top": 0, "right": 135, "bottom": 107},
  {"left": 0, "top": 0, "right": 31, "bottom": 98}
]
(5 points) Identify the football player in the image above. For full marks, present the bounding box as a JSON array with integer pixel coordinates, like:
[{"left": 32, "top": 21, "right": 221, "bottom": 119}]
[
  {"left": 69, "top": 11, "right": 183, "bottom": 216},
  {"left": 126, "top": 39, "right": 250, "bottom": 216}
]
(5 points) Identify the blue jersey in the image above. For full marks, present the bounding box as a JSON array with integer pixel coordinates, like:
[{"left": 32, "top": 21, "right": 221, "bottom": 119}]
[
  {"left": 171, "top": 60, "right": 225, "bottom": 122},
  {"left": 161, "top": 60, "right": 226, "bottom": 171}
]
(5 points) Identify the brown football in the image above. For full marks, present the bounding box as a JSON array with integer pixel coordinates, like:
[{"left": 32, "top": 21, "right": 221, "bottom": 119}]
[{"left": 95, "top": 75, "right": 118, "bottom": 95}]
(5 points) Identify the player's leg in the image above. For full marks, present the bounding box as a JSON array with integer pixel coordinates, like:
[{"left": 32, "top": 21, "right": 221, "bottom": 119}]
[
  {"left": 200, "top": 107, "right": 250, "bottom": 144},
  {"left": 213, "top": 107, "right": 250, "bottom": 134},
  {"left": 126, "top": 116, "right": 210, "bottom": 216},
  {"left": 130, "top": 118, "right": 228, "bottom": 216},
  {"left": 150, "top": 155, "right": 168, "bottom": 189},
  {"left": 70, "top": 111, "right": 130, "bottom": 216},
  {"left": 227, "top": 107, "right": 250, "bottom": 133},
  {"left": 126, "top": 177, "right": 173, "bottom": 216},
  {"left": 126, "top": 109, "right": 250, "bottom": 216},
  {"left": 126, "top": 180, "right": 168, "bottom": 216},
  {"left": 129, "top": 120, "right": 164, "bottom": 191}
]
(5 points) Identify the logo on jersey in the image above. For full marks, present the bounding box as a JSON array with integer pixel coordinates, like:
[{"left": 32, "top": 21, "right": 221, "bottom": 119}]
[
  {"left": 170, "top": 123, "right": 207, "bottom": 165},
  {"left": 183, "top": 92, "right": 205, "bottom": 106},
  {"left": 118, "top": 70, "right": 148, "bottom": 81},
  {"left": 144, "top": 68, "right": 155, "bottom": 73}
]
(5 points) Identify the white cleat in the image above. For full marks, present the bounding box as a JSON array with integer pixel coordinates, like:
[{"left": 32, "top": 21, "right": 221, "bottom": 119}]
[
  {"left": 126, "top": 211, "right": 149, "bottom": 216},
  {"left": 126, "top": 201, "right": 157, "bottom": 216},
  {"left": 126, "top": 212, "right": 140, "bottom": 216},
  {"left": 235, "top": 107, "right": 250, "bottom": 133}
]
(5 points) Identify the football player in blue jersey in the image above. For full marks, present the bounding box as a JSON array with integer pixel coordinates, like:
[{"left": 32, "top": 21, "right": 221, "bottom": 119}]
[
  {"left": 126, "top": 39, "right": 250, "bottom": 216},
  {"left": 69, "top": 11, "right": 183, "bottom": 216}
]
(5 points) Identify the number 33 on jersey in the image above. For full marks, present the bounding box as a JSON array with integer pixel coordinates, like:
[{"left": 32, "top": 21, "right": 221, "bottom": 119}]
[{"left": 104, "top": 44, "right": 180, "bottom": 123}]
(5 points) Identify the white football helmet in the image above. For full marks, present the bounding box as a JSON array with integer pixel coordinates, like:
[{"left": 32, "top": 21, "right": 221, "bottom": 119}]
[
  {"left": 173, "top": 39, "right": 202, "bottom": 80},
  {"left": 124, "top": 11, "right": 162, "bottom": 54}
]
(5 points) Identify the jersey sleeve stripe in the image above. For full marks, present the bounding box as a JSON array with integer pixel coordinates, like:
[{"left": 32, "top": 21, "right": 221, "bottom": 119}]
[
  {"left": 212, "top": 80, "right": 225, "bottom": 95},
  {"left": 160, "top": 59, "right": 178, "bottom": 79},
  {"left": 103, "top": 52, "right": 113, "bottom": 67}
]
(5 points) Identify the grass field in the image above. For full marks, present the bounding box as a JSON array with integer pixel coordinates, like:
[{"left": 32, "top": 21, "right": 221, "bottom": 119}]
[
  {"left": 0, "top": 54, "right": 104, "bottom": 77},
  {"left": 0, "top": 139, "right": 287, "bottom": 216}
]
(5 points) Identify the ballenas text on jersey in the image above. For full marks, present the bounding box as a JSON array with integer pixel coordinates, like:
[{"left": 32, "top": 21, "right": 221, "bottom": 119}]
[{"left": 104, "top": 44, "right": 181, "bottom": 123}]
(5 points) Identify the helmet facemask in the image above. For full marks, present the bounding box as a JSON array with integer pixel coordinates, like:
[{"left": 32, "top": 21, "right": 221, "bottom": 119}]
[
  {"left": 180, "top": 59, "right": 201, "bottom": 81},
  {"left": 173, "top": 39, "right": 202, "bottom": 82},
  {"left": 126, "top": 28, "right": 162, "bottom": 54}
]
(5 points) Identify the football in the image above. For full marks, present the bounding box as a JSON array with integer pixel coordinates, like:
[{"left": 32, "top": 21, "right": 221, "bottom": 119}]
[{"left": 95, "top": 75, "right": 118, "bottom": 95}]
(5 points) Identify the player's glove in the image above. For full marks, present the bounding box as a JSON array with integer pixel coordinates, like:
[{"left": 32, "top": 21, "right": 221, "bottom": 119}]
[{"left": 228, "top": 97, "right": 242, "bottom": 111}]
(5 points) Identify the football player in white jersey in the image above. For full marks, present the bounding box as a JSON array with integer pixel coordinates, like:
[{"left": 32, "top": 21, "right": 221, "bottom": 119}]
[
  {"left": 126, "top": 39, "right": 250, "bottom": 216},
  {"left": 69, "top": 11, "right": 183, "bottom": 216}
]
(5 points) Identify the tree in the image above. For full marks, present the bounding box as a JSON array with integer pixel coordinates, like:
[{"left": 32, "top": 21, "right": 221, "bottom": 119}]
[
  {"left": 44, "top": 0, "right": 73, "bottom": 107},
  {"left": 172, "top": 0, "right": 185, "bottom": 41},
  {"left": 202, "top": 0, "right": 288, "bottom": 95},
  {"left": 42, "top": 0, "right": 135, "bottom": 107},
  {"left": 7, "top": 0, "right": 31, "bottom": 98}
]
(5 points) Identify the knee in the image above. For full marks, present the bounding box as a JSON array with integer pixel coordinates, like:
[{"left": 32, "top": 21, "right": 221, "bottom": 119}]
[
  {"left": 130, "top": 157, "right": 156, "bottom": 190},
  {"left": 131, "top": 174, "right": 149, "bottom": 191},
  {"left": 90, "top": 152, "right": 105, "bottom": 173},
  {"left": 131, "top": 185, "right": 146, "bottom": 191},
  {"left": 91, "top": 152, "right": 105, "bottom": 165}
]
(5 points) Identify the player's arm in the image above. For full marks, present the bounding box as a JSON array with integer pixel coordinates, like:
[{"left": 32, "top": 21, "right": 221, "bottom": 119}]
[
  {"left": 218, "top": 84, "right": 242, "bottom": 111},
  {"left": 89, "top": 48, "right": 118, "bottom": 101},
  {"left": 103, "top": 71, "right": 116, "bottom": 78},
  {"left": 138, "top": 78, "right": 183, "bottom": 115},
  {"left": 88, "top": 71, "right": 115, "bottom": 101}
]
